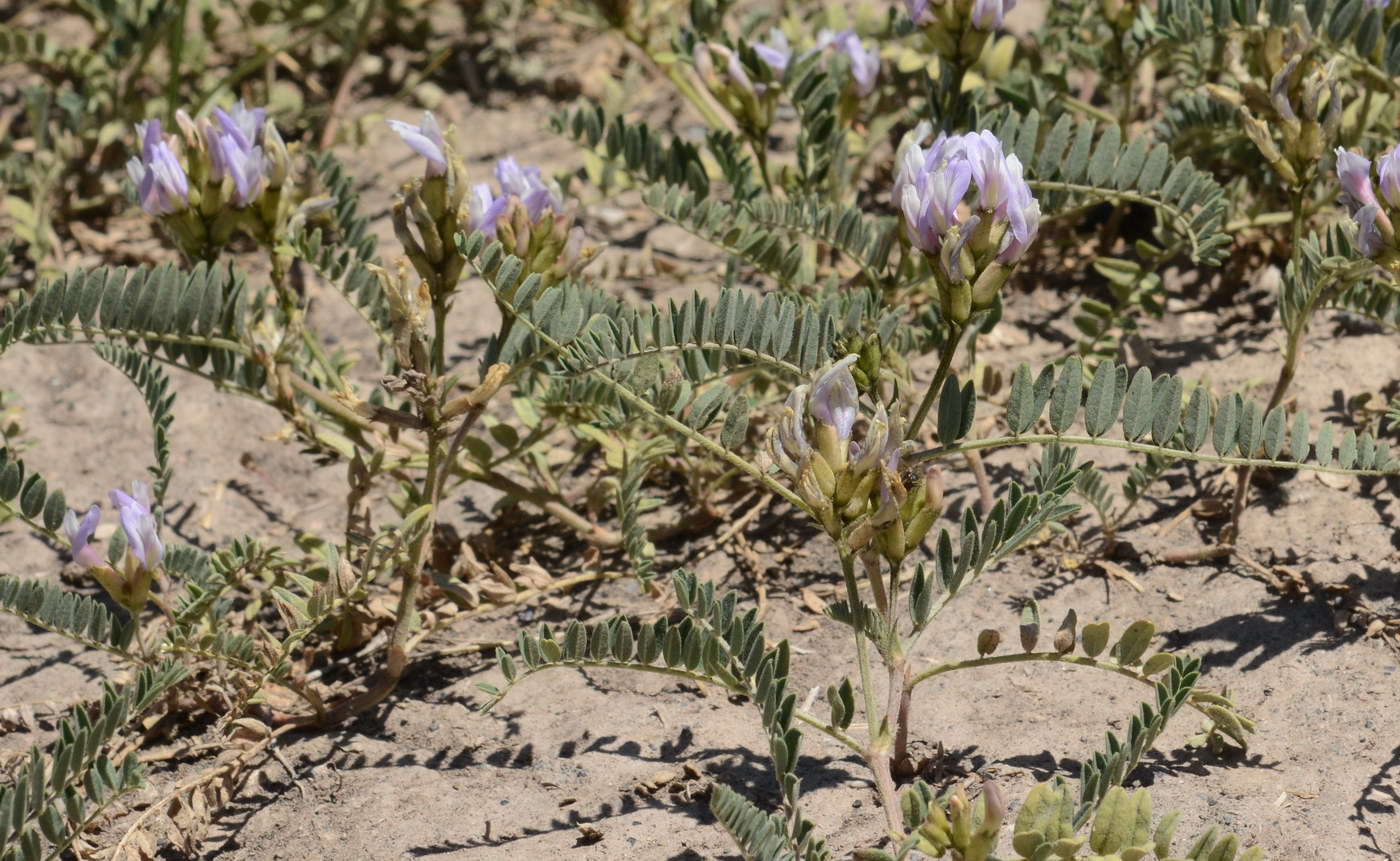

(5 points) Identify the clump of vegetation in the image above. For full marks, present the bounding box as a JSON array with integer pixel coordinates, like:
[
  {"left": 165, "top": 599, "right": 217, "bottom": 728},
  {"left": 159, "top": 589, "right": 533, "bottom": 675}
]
[{"left": 2, "top": 0, "right": 1399, "bottom": 857}]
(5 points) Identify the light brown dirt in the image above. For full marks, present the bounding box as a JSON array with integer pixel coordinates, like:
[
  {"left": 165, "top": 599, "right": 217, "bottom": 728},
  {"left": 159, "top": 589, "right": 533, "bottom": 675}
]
[{"left": 3, "top": 9, "right": 1400, "bottom": 861}]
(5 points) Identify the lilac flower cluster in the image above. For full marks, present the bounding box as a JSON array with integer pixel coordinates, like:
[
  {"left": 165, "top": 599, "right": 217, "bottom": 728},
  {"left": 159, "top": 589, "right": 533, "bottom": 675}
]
[
  {"left": 387, "top": 115, "right": 566, "bottom": 237},
  {"left": 773, "top": 355, "right": 905, "bottom": 483},
  {"left": 894, "top": 130, "right": 1039, "bottom": 268},
  {"left": 1335, "top": 146, "right": 1400, "bottom": 259},
  {"left": 769, "top": 356, "right": 943, "bottom": 558},
  {"left": 126, "top": 120, "right": 190, "bottom": 217},
  {"left": 467, "top": 157, "right": 566, "bottom": 236},
  {"left": 63, "top": 480, "right": 165, "bottom": 574},
  {"left": 126, "top": 100, "right": 280, "bottom": 219},
  {"left": 206, "top": 102, "right": 269, "bottom": 207}
]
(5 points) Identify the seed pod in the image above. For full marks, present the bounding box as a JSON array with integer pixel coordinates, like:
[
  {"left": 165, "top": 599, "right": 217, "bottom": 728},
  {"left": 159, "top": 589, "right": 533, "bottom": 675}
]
[
  {"left": 977, "top": 629, "right": 1000, "bottom": 657},
  {"left": 1054, "top": 609, "right": 1078, "bottom": 655}
]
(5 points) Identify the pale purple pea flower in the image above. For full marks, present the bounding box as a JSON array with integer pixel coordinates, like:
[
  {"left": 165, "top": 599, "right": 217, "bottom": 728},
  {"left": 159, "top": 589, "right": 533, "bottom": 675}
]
[
  {"left": 218, "top": 135, "right": 266, "bottom": 207},
  {"left": 970, "top": 0, "right": 1017, "bottom": 29},
  {"left": 1365, "top": 0, "right": 1390, "bottom": 9},
  {"left": 906, "top": 0, "right": 932, "bottom": 24},
  {"left": 213, "top": 102, "right": 266, "bottom": 155},
  {"left": 388, "top": 112, "right": 448, "bottom": 177},
  {"left": 63, "top": 505, "right": 105, "bottom": 569},
  {"left": 997, "top": 180, "right": 1041, "bottom": 263},
  {"left": 494, "top": 157, "right": 563, "bottom": 220},
  {"left": 1335, "top": 148, "right": 1397, "bottom": 259},
  {"left": 809, "top": 354, "right": 860, "bottom": 445},
  {"left": 724, "top": 48, "right": 760, "bottom": 95},
  {"left": 896, "top": 137, "right": 971, "bottom": 253},
  {"left": 772, "top": 385, "right": 812, "bottom": 475},
  {"left": 850, "top": 403, "right": 900, "bottom": 474},
  {"left": 751, "top": 28, "right": 792, "bottom": 75},
  {"left": 1336, "top": 148, "right": 1377, "bottom": 211},
  {"left": 468, "top": 183, "right": 509, "bottom": 236},
  {"left": 1375, "top": 149, "right": 1400, "bottom": 209},
  {"left": 126, "top": 120, "right": 190, "bottom": 217},
  {"left": 109, "top": 481, "right": 163, "bottom": 571},
  {"left": 962, "top": 131, "right": 1040, "bottom": 262},
  {"left": 204, "top": 101, "right": 269, "bottom": 207},
  {"left": 1354, "top": 203, "right": 1387, "bottom": 258}
]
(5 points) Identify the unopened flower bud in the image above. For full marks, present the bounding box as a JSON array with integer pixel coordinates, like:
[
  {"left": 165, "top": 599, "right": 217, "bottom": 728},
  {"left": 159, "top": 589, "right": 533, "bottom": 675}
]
[{"left": 263, "top": 121, "right": 290, "bottom": 190}]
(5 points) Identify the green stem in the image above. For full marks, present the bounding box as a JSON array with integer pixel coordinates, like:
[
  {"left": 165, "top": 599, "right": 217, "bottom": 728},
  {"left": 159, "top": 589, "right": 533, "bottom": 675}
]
[
  {"left": 1055, "top": 93, "right": 1118, "bottom": 126},
  {"left": 1225, "top": 188, "right": 1311, "bottom": 541},
  {"left": 752, "top": 134, "right": 776, "bottom": 195},
  {"left": 906, "top": 324, "right": 963, "bottom": 442},
  {"left": 479, "top": 273, "right": 810, "bottom": 512},
  {"left": 432, "top": 298, "right": 449, "bottom": 378},
  {"left": 840, "top": 552, "right": 880, "bottom": 731},
  {"left": 1223, "top": 210, "right": 1296, "bottom": 233},
  {"left": 840, "top": 550, "right": 904, "bottom": 836}
]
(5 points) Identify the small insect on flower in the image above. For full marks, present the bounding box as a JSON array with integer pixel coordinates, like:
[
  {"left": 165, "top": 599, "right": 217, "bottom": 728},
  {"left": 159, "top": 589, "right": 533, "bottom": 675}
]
[
  {"left": 388, "top": 111, "right": 449, "bottom": 178},
  {"left": 126, "top": 119, "right": 190, "bottom": 217}
]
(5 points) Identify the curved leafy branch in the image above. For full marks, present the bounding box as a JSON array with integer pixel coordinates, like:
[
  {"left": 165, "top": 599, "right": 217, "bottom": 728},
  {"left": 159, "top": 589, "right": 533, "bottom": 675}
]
[
  {"left": 479, "top": 570, "right": 837, "bottom": 859},
  {"left": 896, "top": 451, "right": 1084, "bottom": 639},
  {"left": 0, "top": 262, "right": 264, "bottom": 392},
  {"left": 913, "top": 358, "right": 1398, "bottom": 476},
  {"left": 551, "top": 104, "right": 710, "bottom": 197},
  {"left": 460, "top": 235, "right": 808, "bottom": 510},
  {"left": 0, "top": 660, "right": 190, "bottom": 861},
  {"left": 995, "top": 109, "right": 1229, "bottom": 265},
  {"left": 0, "top": 446, "right": 70, "bottom": 542},
  {"left": 0, "top": 575, "right": 136, "bottom": 658},
  {"left": 745, "top": 194, "right": 898, "bottom": 289},
  {"left": 639, "top": 183, "right": 810, "bottom": 290}
]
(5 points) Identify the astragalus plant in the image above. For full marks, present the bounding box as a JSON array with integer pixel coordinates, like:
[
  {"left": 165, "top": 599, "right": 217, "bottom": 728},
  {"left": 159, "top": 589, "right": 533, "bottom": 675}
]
[{"left": 2, "top": 0, "right": 1400, "bottom": 858}]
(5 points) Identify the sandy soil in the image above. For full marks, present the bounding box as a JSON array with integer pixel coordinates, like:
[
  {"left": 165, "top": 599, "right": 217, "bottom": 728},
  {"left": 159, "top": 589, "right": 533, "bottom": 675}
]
[{"left": 3, "top": 6, "right": 1400, "bottom": 861}]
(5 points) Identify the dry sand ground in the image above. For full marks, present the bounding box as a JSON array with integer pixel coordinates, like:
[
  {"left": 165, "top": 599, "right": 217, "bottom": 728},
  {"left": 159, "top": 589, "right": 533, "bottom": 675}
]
[{"left": 3, "top": 3, "right": 1400, "bottom": 859}]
